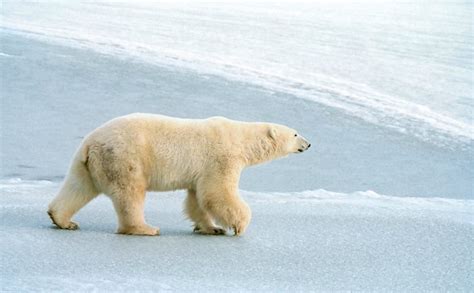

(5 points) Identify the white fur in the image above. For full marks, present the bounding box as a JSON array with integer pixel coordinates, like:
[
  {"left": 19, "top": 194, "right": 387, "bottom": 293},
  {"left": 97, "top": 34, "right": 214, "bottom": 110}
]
[{"left": 48, "top": 113, "right": 310, "bottom": 236}]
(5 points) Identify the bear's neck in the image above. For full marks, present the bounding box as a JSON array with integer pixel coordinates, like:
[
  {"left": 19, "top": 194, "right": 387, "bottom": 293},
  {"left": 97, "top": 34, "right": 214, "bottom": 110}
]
[{"left": 242, "top": 136, "right": 281, "bottom": 166}]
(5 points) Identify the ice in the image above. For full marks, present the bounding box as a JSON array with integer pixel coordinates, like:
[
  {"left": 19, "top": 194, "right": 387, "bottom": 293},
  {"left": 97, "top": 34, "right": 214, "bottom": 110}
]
[
  {"left": 1, "top": 179, "right": 472, "bottom": 291},
  {"left": 1, "top": 33, "right": 473, "bottom": 199}
]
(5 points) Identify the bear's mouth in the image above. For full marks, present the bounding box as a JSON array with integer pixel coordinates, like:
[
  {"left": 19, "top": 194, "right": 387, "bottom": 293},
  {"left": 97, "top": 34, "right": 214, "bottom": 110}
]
[{"left": 298, "top": 149, "right": 304, "bottom": 152}]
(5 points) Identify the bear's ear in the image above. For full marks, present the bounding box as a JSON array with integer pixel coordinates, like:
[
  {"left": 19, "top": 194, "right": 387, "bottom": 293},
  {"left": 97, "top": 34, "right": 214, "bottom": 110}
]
[{"left": 268, "top": 127, "right": 277, "bottom": 139}]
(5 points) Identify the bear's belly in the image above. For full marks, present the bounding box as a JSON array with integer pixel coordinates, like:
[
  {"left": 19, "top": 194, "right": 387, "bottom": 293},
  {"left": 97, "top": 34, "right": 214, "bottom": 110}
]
[
  {"left": 147, "top": 172, "right": 194, "bottom": 192},
  {"left": 145, "top": 147, "right": 203, "bottom": 192}
]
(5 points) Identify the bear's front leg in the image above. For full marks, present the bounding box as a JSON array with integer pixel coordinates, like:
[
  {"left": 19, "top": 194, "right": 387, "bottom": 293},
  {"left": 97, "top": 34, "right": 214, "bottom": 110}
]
[
  {"left": 184, "top": 189, "right": 226, "bottom": 235},
  {"left": 198, "top": 187, "right": 251, "bottom": 236}
]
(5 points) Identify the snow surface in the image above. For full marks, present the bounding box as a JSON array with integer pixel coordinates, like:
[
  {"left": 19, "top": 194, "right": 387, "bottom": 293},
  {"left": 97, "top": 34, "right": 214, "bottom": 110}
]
[
  {"left": 1, "top": 179, "right": 473, "bottom": 291},
  {"left": 1, "top": 33, "right": 472, "bottom": 199},
  {"left": 2, "top": 0, "right": 473, "bottom": 147},
  {"left": 1, "top": 0, "right": 473, "bottom": 291}
]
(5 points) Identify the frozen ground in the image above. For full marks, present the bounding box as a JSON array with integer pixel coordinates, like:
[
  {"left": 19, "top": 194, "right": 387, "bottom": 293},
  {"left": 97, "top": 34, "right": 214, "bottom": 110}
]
[
  {"left": 1, "top": 34, "right": 472, "bottom": 199},
  {"left": 1, "top": 0, "right": 473, "bottom": 291},
  {"left": 1, "top": 179, "right": 473, "bottom": 291}
]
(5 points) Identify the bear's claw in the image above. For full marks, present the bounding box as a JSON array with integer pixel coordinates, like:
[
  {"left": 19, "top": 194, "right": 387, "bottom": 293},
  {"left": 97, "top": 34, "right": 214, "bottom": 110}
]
[
  {"left": 47, "top": 210, "right": 79, "bottom": 230},
  {"left": 233, "top": 224, "right": 246, "bottom": 236},
  {"left": 193, "top": 225, "right": 226, "bottom": 235},
  {"left": 64, "top": 221, "right": 79, "bottom": 230}
]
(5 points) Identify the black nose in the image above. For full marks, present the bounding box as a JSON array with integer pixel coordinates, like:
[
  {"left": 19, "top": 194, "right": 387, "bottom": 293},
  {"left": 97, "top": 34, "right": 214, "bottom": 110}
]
[{"left": 308, "top": 144, "right": 311, "bottom": 148}]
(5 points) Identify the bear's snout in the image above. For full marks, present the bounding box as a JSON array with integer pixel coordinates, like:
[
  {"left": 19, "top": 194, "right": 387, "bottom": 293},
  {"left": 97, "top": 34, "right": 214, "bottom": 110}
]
[{"left": 297, "top": 139, "right": 311, "bottom": 153}]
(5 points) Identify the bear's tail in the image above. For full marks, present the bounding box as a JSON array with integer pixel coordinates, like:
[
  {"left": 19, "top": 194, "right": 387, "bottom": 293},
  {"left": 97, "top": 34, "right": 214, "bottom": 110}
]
[{"left": 47, "top": 142, "right": 99, "bottom": 230}]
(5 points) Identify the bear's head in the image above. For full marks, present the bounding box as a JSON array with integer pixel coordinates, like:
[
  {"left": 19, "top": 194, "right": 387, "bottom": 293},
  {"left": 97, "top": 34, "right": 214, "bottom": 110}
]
[{"left": 268, "top": 124, "right": 311, "bottom": 156}]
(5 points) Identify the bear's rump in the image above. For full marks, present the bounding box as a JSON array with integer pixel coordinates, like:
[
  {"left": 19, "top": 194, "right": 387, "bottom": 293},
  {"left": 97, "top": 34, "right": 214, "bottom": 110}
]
[{"left": 85, "top": 140, "right": 146, "bottom": 194}]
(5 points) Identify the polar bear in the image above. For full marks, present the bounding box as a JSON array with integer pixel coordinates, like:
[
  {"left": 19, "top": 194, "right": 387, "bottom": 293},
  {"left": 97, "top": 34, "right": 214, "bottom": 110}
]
[{"left": 47, "top": 113, "right": 311, "bottom": 236}]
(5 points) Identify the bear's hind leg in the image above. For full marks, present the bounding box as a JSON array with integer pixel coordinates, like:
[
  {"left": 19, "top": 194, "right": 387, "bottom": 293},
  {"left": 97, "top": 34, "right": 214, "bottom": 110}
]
[
  {"left": 184, "top": 189, "right": 225, "bottom": 235},
  {"left": 110, "top": 185, "right": 159, "bottom": 236},
  {"left": 48, "top": 158, "right": 99, "bottom": 230}
]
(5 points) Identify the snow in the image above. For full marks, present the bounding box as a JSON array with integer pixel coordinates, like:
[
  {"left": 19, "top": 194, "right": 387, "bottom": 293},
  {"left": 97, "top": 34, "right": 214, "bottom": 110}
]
[
  {"left": 1, "top": 0, "right": 473, "bottom": 291},
  {"left": 1, "top": 179, "right": 472, "bottom": 291},
  {"left": 2, "top": 0, "right": 473, "bottom": 147},
  {"left": 1, "top": 33, "right": 472, "bottom": 198}
]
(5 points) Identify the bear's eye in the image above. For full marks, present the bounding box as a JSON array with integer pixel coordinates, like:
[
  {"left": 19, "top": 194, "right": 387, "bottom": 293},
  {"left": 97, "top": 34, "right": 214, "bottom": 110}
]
[{"left": 294, "top": 134, "right": 297, "bottom": 137}]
